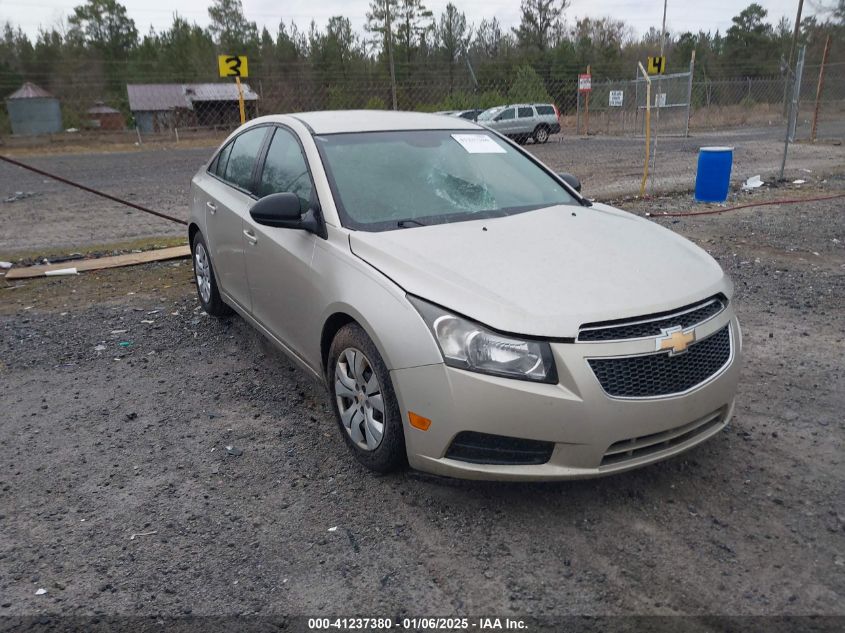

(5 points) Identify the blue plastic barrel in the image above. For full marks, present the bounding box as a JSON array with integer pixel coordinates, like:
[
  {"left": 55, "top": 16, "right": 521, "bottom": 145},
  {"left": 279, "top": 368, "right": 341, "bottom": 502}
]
[{"left": 694, "top": 147, "right": 734, "bottom": 203}]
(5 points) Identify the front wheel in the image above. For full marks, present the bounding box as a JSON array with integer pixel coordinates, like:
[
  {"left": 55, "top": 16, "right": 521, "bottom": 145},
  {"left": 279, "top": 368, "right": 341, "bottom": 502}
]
[
  {"left": 327, "top": 323, "right": 406, "bottom": 473},
  {"left": 534, "top": 126, "right": 549, "bottom": 144}
]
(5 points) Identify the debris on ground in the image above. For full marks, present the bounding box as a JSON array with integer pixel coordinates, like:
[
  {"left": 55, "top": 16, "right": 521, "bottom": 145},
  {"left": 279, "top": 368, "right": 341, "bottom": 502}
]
[
  {"left": 44, "top": 268, "right": 78, "bottom": 277},
  {"left": 129, "top": 530, "right": 157, "bottom": 540},
  {"left": 792, "top": 179, "right": 806, "bottom": 185},
  {"left": 4, "top": 191, "right": 35, "bottom": 203},
  {"left": 0, "top": 261, "right": 11, "bottom": 269},
  {"left": 742, "top": 175, "right": 764, "bottom": 191},
  {"left": 4, "top": 245, "right": 190, "bottom": 280},
  {"left": 34, "top": 588, "right": 47, "bottom": 595},
  {"left": 225, "top": 445, "right": 243, "bottom": 457}
]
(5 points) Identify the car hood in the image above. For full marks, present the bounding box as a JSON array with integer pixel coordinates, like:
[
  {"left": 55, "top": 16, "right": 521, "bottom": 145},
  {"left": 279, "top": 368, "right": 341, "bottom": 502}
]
[{"left": 349, "top": 203, "right": 730, "bottom": 338}]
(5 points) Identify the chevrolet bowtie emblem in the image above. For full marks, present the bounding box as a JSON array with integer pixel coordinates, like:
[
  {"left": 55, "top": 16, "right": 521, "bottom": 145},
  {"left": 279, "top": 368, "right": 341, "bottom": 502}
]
[{"left": 656, "top": 326, "right": 696, "bottom": 355}]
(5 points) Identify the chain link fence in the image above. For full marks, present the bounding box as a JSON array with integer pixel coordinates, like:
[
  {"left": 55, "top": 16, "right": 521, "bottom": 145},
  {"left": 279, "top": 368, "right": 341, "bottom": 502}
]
[{"left": 1, "top": 61, "right": 843, "bottom": 147}]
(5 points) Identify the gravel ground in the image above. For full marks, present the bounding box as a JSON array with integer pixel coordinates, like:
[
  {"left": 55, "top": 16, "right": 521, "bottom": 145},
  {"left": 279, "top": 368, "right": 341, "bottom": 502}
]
[
  {"left": 1, "top": 185, "right": 843, "bottom": 623},
  {"left": 1, "top": 124, "right": 843, "bottom": 256}
]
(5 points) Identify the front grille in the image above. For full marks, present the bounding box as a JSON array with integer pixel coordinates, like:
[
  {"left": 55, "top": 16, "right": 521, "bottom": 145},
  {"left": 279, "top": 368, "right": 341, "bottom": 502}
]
[
  {"left": 578, "top": 296, "right": 726, "bottom": 342},
  {"left": 445, "top": 431, "right": 554, "bottom": 465},
  {"left": 601, "top": 408, "right": 726, "bottom": 467},
  {"left": 588, "top": 325, "right": 731, "bottom": 398}
]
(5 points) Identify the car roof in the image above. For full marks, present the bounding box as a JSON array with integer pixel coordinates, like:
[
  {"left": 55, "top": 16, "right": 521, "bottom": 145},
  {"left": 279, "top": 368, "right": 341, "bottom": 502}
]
[{"left": 281, "top": 110, "right": 482, "bottom": 134}]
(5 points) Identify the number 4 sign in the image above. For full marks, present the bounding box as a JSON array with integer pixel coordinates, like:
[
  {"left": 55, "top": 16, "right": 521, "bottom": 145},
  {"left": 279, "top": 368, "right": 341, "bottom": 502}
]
[{"left": 218, "top": 55, "right": 249, "bottom": 78}]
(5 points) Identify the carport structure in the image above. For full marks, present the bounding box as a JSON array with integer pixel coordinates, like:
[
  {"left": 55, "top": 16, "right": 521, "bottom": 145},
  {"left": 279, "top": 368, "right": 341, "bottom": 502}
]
[{"left": 127, "top": 83, "right": 259, "bottom": 133}]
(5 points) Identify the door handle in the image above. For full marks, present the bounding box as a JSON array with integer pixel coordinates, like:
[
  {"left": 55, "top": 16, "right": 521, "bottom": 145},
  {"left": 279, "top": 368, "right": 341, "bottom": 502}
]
[
  {"left": 206, "top": 201, "right": 217, "bottom": 214},
  {"left": 243, "top": 229, "right": 258, "bottom": 245}
]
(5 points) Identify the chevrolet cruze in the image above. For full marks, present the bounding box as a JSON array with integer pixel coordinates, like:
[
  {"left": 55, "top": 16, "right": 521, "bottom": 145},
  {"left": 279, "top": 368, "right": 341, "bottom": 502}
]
[{"left": 189, "top": 110, "right": 742, "bottom": 480}]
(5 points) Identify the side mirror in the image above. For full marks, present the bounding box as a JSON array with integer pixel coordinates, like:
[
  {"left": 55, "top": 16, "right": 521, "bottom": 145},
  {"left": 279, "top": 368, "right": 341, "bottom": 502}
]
[
  {"left": 249, "top": 192, "right": 302, "bottom": 227},
  {"left": 558, "top": 173, "right": 582, "bottom": 193},
  {"left": 249, "top": 192, "right": 327, "bottom": 239}
]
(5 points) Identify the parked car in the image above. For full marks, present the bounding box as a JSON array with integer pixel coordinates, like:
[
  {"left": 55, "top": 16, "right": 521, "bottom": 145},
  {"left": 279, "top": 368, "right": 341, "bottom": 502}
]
[
  {"left": 451, "top": 109, "right": 484, "bottom": 121},
  {"left": 478, "top": 103, "right": 561, "bottom": 143},
  {"left": 189, "top": 110, "right": 741, "bottom": 480}
]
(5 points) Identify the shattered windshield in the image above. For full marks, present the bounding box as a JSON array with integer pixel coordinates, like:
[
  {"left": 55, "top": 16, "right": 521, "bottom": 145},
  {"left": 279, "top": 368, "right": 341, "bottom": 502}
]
[{"left": 314, "top": 130, "right": 575, "bottom": 231}]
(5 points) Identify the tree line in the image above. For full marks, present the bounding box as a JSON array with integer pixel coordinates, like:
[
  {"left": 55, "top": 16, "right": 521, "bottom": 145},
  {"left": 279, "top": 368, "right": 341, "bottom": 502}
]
[{"left": 1, "top": 0, "right": 842, "bottom": 113}]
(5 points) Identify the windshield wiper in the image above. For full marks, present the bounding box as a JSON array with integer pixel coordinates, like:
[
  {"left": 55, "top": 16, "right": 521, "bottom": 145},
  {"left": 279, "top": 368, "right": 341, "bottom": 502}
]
[{"left": 397, "top": 219, "right": 428, "bottom": 228}]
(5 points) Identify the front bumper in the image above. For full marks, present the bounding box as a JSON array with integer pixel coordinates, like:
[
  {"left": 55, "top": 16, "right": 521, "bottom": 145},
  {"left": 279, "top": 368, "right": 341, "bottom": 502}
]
[{"left": 391, "top": 311, "right": 742, "bottom": 481}]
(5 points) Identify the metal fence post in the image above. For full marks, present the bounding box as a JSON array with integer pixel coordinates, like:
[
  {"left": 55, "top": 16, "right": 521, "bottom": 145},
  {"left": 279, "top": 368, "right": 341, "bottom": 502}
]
[
  {"left": 576, "top": 91, "right": 581, "bottom": 136},
  {"left": 685, "top": 50, "right": 696, "bottom": 137},
  {"left": 780, "top": 45, "right": 806, "bottom": 180},
  {"left": 810, "top": 35, "right": 831, "bottom": 143}
]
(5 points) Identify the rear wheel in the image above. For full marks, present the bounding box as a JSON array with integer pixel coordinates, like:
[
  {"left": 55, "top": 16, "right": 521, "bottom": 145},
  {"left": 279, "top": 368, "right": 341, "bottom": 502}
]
[
  {"left": 534, "top": 126, "right": 550, "bottom": 144},
  {"left": 327, "top": 323, "right": 406, "bottom": 473},
  {"left": 191, "top": 231, "right": 232, "bottom": 317}
]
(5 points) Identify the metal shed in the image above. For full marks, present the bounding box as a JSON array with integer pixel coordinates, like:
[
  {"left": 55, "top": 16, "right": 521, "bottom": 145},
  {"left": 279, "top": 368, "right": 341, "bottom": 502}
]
[
  {"left": 86, "top": 101, "right": 125, "bottom": 130},
  {"left": 127, "top": 83, "right": 259, "bottom": 133},
  {"left": 5, "top": 82, "right": 63, "bottom": 135}
]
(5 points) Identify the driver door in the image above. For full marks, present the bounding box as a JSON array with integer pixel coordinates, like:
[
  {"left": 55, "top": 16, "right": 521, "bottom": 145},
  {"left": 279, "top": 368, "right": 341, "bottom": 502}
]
[{"left": 243, "top": 126, "right": 320, "bottom": 361}]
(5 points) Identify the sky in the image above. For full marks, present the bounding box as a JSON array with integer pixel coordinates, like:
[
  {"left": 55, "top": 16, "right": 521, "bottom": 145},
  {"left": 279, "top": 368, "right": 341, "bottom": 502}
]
[{"left": 1, "top": 0, "right": 826, "bottom": 41}]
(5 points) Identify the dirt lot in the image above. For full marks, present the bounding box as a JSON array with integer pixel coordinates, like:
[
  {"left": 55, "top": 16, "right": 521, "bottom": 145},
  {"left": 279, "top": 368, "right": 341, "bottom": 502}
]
[
  {"left": 1, "top": 176, "right": 843, "bottom": 625},
  {"left": 1, "top": 124, "right": 843, "bottom": 257}
]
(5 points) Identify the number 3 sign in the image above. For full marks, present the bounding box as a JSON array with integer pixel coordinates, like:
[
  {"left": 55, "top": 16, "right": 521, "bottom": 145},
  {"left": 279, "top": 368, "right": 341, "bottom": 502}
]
[{"left": 218, "top": 55, "right": 249, "bottom": 78}]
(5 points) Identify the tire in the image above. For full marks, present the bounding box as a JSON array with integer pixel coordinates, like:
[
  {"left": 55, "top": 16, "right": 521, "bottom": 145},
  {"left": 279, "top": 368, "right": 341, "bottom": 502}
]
[
  {"left": 191, "top": 231, "right": 233, "bottom": 317},
  {"left": 534, "top": 125, "right": 550, "bottom": 144},
  {"left": 327, "top": 323, "right": 406, "bottom": 473}
]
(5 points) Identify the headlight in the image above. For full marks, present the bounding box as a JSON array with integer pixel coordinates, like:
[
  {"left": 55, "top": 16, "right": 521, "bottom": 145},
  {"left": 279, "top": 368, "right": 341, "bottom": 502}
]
[{"left": 408, "top": 296, "right": 557, "bottom": 383}]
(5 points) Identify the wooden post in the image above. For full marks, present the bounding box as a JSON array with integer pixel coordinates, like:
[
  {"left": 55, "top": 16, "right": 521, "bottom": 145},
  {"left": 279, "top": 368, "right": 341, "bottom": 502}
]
[
  {"left": 810, "top": 35, "right": 831, "bottom": 143},
  {"left": 638, "top": 62, "right": 651, "bottom": 197},
  {"left": 235, "top": 76, "right": 246, "bottom": 125},
  {"left": 584, "top": 65, "right": 591, "bottom": 136}
]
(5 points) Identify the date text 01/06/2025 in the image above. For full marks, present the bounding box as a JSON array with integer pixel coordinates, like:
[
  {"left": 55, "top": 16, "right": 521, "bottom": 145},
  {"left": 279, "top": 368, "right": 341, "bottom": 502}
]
[{"left": 307, "top": 617, "right": 528, "bottom": 630}]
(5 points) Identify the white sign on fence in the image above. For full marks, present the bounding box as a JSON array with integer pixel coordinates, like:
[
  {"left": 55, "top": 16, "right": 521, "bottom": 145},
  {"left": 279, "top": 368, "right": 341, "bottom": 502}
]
[
  {"left": 578, "top": 74, "right": 592, "bottom": 92},
  {"left": 609, "top": 90, "right": 624, "bottom": 107},
  {"left": 654, "top": 92, "right": 667, "bottom": 107}
]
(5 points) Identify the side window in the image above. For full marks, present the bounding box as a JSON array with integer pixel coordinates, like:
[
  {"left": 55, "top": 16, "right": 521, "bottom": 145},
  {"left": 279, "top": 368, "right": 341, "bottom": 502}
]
[
  {"left": 497, "top": 108, "right": 515, "bottom": 121},
  {"left": 536, "top": 105, "right": 554, "bottom": 115},
  {"left": 518, "top": 106, "right": 534, "bottom": 118},
  {"left": 223, "top": 127, "right": 268, "bottom": 191},
  {"left": 257, "top": 128, "right": 313, "bottom": 210}
]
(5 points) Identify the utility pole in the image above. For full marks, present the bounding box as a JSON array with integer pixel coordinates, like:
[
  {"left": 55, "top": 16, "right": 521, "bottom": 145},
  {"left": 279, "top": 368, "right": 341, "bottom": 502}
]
[
  {"left": 649, "top": 0, "right": 668, "bottom": 193},
  {"left": 386, "top": 0, "right": 398, "bottom": 110}
]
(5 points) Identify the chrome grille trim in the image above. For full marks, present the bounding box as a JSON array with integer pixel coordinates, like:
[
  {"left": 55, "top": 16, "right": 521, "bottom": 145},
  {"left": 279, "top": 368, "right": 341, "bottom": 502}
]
[{"left": 578, "top": 295, "right": 726, "bottom": 343}]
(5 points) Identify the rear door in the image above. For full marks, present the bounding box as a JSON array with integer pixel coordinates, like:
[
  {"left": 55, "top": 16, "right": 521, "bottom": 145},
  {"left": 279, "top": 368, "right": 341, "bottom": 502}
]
[
  {"left": 243, "top": 126, "right": 320, "bottom": 360},
  {"left": 202, "top": 126, "right": 270, "bottom": 312}
]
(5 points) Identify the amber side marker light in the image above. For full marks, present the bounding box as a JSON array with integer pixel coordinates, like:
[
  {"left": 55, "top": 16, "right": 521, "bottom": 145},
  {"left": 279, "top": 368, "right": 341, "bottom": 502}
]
[{"left": 408, "top": 411, "right": 432, "bottom": 431}]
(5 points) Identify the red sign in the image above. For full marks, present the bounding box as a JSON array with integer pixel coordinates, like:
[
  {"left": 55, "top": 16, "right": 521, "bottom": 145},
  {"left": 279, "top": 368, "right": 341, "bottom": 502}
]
[{"left": 578, "top": 74, "right": 592, "bottom": 92}]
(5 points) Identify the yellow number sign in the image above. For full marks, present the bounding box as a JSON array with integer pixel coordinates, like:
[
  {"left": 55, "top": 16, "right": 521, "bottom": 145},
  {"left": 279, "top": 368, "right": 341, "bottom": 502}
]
[
  {"left": 218, "top": 55, "right": 249, "bottom": 78},
  {"left": 647, "top": 56, "right": 666, "bottom": 75}
]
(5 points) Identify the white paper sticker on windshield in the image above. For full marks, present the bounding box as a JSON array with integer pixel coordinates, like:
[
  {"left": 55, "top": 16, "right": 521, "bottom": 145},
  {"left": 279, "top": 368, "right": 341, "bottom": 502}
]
[{"left": 451, "top": 133, "right": 507, "bottom": 154}]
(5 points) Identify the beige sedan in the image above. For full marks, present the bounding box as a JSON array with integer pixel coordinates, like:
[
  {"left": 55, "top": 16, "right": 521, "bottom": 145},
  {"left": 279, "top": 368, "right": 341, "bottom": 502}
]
[{"left": 188, "top": 110, "right": 742, "bottom": 480}]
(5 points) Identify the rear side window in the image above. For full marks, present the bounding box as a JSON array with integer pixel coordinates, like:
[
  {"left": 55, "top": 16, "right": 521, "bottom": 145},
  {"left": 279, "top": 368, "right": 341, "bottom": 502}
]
[
  {"left": 223, "top": 127, "right": 268, "bottom": 191},
  {"left": 536, "top": 105, "right": 555, "bottom": 115},
  {"left": 497, "top": 108, "right": 515, "bottom": 121},
  {"left": 256, "top": 128, "right": 313, "bottom": 210},
  {"left": 518, "top": 106, "right": 534, "bottom": 118},
  {"left": 213, "top": 142, "right": 233, "bottom": 178}
]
